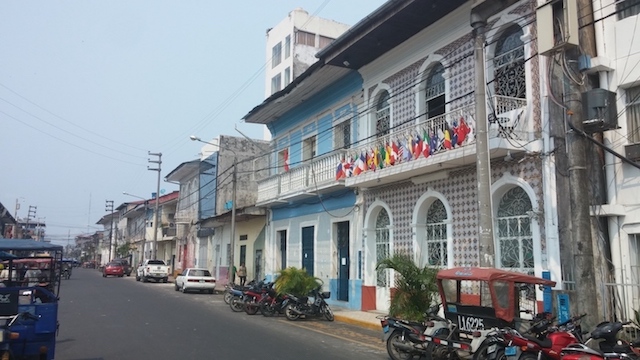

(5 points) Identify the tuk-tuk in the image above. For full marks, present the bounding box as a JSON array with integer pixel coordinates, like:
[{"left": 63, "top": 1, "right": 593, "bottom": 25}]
[
  {"left": 426, "top": 267, "right": 556, "bottom": 360},
  {"left": 0, "top": 238, "right": 62, "bottom": 360}
]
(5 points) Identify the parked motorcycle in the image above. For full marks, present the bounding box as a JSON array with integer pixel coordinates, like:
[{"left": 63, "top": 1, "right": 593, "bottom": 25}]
[
  {"left": 229, "top": 288, "right": 246, "bottom": 312},
  {"left": 283, "top": 285, "right": 333, "bottom": 321},
  {"left": 243, "top": 281, "right": 270, "bottom": 315},
  {"left": 380, "top": 304, "right": 452, "bottom": 360},
  {"left": 259, "top": 284, "right": 288, "bottom": 317},
  {"left": 562, "top": 321, "right": 640, "bottom": 360},
  {"left": 483, "top": 313, "right": 586, "bottom": 360}
]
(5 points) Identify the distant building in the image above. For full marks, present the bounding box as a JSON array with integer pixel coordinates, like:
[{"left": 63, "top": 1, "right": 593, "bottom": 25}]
[{"left": 265, "top": 7, "right": 351, "bottom": 98}]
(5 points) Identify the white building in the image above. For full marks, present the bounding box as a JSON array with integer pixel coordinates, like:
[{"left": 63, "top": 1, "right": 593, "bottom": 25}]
[
  {"left": 590, "top": 0, "right": 640, "bottom": 320},
  {"left": 264, "top": 8, "right": 352, "bottom": 99}
]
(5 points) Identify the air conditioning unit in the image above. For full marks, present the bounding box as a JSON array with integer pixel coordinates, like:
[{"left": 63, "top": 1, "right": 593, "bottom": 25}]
[
  {"left": 582, "top": 89, "right": 618, "bottom": 133},
  {"left": 625, "top": 143, "right": 640, "bottom": 162},
  {"left": 537, "top": 0, "right": 579, "bottom": 56}
]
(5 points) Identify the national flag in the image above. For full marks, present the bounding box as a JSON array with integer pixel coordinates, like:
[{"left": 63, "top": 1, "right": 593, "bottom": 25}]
[
  {"left": 401, "top": 139, "right": 412, "bottom": 162},
  {"left": 450, "top": 122, "right": 459, "bottom": 148},
  {"left": 283, "top": 148, "right": 290, "bottom": 172},
  {"left": 378, "top": 144, "right": 386, "bottom": 169},
  {"left": 384, "top": 142, "right": 392, "bottom": 166},
  {"left": 443, "top": 128, "right": 452, "bottom": 149},
  {"left": 367, "top": 149, "right": 376, "bottom": 171},
  {"left": 422, "top": 129, "right": 431, "bottom": 158},
  {"left": 336, "top": 161, "right": 345, "bottom": 180},
  {"left": 391, "top": 141, "right": 399, "bottom": 165},
  {"left": 343, "top": 157, "right": 353, "bottom": 178},
  {"left": 413, "top": 134, "right": 423, "bottom": 160},
  {"left": 353, "top": 152, "right": 366, "bottom": 176},
  {"left": 373, "top": 147, "right": 380, "bottom": 169},
  {"left": 430, "top": 129, "right": 439, "bottom": 153},
  {"left": 437, "top": 129, "right": 446, "bottom": 151},
  {"left": 457, "top": 117, "right": 470, "bottom": 145}
]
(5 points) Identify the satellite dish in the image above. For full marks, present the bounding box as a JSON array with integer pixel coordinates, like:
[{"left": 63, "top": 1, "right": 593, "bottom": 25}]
[{"left": 160, "top": 189, "right": 166, "bottom": 194}]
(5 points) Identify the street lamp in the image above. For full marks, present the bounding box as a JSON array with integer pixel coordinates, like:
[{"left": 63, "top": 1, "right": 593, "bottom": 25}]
[
  {"left": 190, "top": 135, "right": 237, "bottom": 284},
  {"left": 123, "top": 192, "right": 149, "bottom": 262}
]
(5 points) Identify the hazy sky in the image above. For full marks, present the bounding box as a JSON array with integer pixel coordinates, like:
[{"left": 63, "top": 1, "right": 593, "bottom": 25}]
[{"left": 0, "top": 1, "right": 386, "bottom": 245}]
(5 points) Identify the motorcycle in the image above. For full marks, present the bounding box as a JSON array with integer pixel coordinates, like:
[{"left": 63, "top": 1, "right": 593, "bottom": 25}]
[
  {"left": 243, "top": 281, "right": 269, "bottom": 315},
  {"left": 483, "top": 313, "right": 586, "bottom": 360},
  {"left": 259, "top": 284, "right": 288, "bottom": 317},
  {"left": 379, "top": 304, "right": 453, "bottom": 360},
  {"left": 228, "top": 288, "right": 246, "bottom": 312},
  {"left": 562, "top": 321, "right": 640, "bottom": 360},
  {"left": 283, "top": 285, "right": 334, "bottom": 321}
]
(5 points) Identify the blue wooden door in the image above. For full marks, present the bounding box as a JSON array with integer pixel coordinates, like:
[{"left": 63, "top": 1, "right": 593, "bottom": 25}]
[
  {"left": 337, "top": 221, "right": 349, "bottom": 301},
  {"left": 301, "top": 226, "right": 314, "bottom": 276}
]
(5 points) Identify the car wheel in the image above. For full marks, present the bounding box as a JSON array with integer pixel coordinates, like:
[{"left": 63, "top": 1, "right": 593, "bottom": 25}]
[
  {"left": 163, "top": 278, "right": 168, "bottom": 283},
  {"left": 174, "top": 283, "right": 179, "bottom": 291},
  {"left": 102, "top": 273, "right": 106, "bottom": 278},
  {"left": 142, "top": 277, "right": 148, "bottom": 283},
  {"left": 181, "top": 284, "right": 186, "bottom": 293},
  {"left": 135, "top": 274, "right": 140, "bottom": 281},
  {"left": 209, "top": 289, "right": 214, "bottom": 294}
]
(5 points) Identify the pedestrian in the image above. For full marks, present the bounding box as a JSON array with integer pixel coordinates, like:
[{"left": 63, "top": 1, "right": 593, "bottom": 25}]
[{"left": 237, "top": 263, "right": 247, "bottom": 286}]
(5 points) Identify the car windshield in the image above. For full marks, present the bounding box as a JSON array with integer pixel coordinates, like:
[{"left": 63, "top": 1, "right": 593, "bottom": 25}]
[
  {"left": 147, "top": 260, "right": 164, "bottom": 265},
  {"left": 107, "top": 262, "right": 121, "bottom": 267},
  {"left": 189, "top": 270, "right": 211, "bottom": 277}
]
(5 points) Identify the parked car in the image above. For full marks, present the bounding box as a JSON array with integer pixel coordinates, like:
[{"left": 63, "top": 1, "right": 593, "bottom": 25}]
[
  {"left": 103, "top": 261, "right": 124, "bottom": 277},
  {"left": 136, "top": 259, "right": 170, "bottom": 283},
  {"left": 113, "top": 258, "right": 132, "bottom": 276},
  {"left": 174, "top": 268, "right": 216, "bottom": 294}
]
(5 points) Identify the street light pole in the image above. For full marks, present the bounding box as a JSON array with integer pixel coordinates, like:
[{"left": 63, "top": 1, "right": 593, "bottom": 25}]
[
  {"left": 190, "top": 135, "right": 238, "bottom": 283},
  {"left": 148, "top": 152, "right": 162, "bottom": 260},
  {"left": 105, "top": 200, "right": 114, "bottom": 261}
]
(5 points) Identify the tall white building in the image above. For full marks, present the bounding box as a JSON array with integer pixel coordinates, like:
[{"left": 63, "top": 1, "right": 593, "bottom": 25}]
[{"left": 264, "top": 8, "right": 352, "bottom": 99}]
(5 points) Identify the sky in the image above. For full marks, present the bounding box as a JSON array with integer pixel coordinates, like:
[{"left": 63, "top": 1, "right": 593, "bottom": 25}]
[{"left": 0, "top": 0, "right": 387, "bottom": 246}]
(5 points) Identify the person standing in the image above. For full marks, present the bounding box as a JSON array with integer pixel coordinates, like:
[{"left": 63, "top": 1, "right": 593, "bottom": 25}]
[{"left": 237, "top": 263, "right": 247, "bottom": 286}]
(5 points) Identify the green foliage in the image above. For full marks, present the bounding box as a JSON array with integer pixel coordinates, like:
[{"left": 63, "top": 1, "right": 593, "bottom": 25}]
[
  {"left": 376, "top": 254, "right": 439, "bottom": 321},
  {"left": 116, "top": 243, "right": 134, "bottom": 258},
  {"left": 274, "top": 267, "right": 322, "bottom": 297}
]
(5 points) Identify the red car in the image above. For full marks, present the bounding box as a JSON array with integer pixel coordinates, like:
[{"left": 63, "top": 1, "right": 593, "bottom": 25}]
[{"left": 102, "top": 262, "right": 124, "bottom": 277}]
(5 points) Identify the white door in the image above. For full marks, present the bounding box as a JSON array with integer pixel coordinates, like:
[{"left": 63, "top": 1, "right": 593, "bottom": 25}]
[{"left": 375, "top": 209, "right": 391, "bottom": 311}]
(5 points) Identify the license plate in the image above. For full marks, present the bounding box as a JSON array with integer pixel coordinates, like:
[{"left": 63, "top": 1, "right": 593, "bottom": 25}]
[
  {"left": 487, "top": 344, "right": 497, "bottom": 354},
  {"left": 505, "top": 346, "right": 517, "bottom": 356},
  {"left": 383, "top": 325, "right": 389, "bottom": 333},
  {"left": 199, "top": 280, "right": 205, "bottom": 283}
]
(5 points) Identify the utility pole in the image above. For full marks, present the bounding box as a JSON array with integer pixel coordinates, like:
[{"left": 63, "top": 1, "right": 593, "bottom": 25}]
[
  {"left": 229, "top": 156, "right": 237, "bottom": 283},
  {"left": 13, "top": 199, "right": 21, "bottom": 239},
  {"left": 471, "top": 6, "right": 495, "bottom": 268},
  {"left": 27, "top": 206, "right": 36, "bottom": 240},
  {"left": 148, "top": 152, "right": 162, "bottom": 260},
  {"left": 563, "top": 0, "right": 599, "bottom": 327},
  {"left": 105, "top": 200, "right": 114, "bottom": 261}
]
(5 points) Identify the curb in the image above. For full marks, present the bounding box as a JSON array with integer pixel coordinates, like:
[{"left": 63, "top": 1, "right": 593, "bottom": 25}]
[{"left": 333, "top": 314, "right": 381, "bottom": 331}]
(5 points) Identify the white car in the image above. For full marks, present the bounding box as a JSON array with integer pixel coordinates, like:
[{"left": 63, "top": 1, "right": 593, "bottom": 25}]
[{"left": 174, "top": 268, "right": 216, "bottom": 294}]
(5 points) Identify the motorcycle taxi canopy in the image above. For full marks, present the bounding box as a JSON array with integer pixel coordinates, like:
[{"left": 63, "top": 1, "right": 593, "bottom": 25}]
[{"left": 436, "top": 267, "right": 556, "bottom": 326}]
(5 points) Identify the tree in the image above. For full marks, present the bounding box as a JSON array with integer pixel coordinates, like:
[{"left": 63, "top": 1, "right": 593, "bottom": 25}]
[{"left": 376, "top": 254, "right": 439, "bottom": 321}]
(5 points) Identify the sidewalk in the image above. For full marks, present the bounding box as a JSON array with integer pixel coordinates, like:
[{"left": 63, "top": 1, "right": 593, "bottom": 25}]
[
  {"left": 332, "top": 307, "right": 386, "bottom": 331},
  {"left": 168, "top": 275, "right": 385, "bottom": 331}
]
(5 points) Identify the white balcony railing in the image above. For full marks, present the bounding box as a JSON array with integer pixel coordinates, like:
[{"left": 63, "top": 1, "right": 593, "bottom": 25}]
[
  {"left": 256, "top": 150, "right": 347, "bottom": 204},
  {"left": 257, "top": 97, "right": 530, "bottom": 204}
]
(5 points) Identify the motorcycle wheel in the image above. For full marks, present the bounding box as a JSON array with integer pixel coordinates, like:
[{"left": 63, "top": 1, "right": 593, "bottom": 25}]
[
  {"left": 386, "top": 329, "right": 416, "bottom": 360},
  {"left": 260, "top": 302, "right": 276, "bottom": 317},
  {"left": 322, "top": 304, "right": 334, "bottom": 321},
  {"left": 230, "top": 296, "right": 245, "bottom": 312},
  {"left": 472, "top": 342, "right": 507, "bottom": 360},
  {"left": 244, "top": 299, "right": 259, "bottom": 315},
  {"left": 285, "top": 303, "right": 301, "bottom": 321},
  {"left": 223, "top": 291, "right": 232, "bottom": 305}
]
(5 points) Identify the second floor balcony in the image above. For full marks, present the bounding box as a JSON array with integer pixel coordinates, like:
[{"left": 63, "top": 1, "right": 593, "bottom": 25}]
[{"left": 256, "top": 96, "right": 536, "bottom": 204}]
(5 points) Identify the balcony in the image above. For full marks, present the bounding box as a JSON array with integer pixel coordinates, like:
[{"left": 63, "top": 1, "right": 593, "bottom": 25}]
[
  {"left": 344, "top": 98, "right": 534, "bottom": 188},
  {"left": 256, "top": 150, "right": 348, "bottom": 205},
  {"left": 256, "top": 97, "right": 534, "bottom": 203}
]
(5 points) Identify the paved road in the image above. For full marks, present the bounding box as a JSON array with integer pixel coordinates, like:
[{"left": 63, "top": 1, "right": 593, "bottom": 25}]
[{"left": 56, "top": 268, "right": 386, "bottom": 360}]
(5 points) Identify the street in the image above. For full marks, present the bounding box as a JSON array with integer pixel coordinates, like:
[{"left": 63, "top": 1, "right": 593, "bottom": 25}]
[{"left": 56, "top": 268, "right": 387, "bottom": 360}]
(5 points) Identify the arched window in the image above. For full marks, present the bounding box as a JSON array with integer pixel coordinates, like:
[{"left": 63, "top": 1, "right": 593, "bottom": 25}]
[
  {"left": 496, "top": 187, "right": 534, "bottom": 273},
  {"left": 375, "top": 209, "right": 390, "bottom": 287},
  {"left": 425, "top": 199, "right": 447, "bottom": 267},
  {"left": 494, "top": 25, "right": 525, "bottom": 99},
  {"left": 376, "top": 91, "right": 390, "bottom": 138},
  {"left": 425, "top": 63, "right": 445, "bottom": 119}
]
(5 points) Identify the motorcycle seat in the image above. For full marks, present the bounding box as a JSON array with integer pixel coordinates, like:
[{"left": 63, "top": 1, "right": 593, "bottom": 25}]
[{"left": 524, "top": 335, "right": 552, "bottom": 348}]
